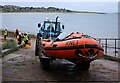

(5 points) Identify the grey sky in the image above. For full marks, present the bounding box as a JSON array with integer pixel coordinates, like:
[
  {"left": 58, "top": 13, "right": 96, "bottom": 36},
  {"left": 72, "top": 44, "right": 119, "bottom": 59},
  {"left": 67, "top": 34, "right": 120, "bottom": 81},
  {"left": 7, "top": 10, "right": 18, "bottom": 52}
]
[{"left": 2, "top": 2, "right": 119, "bottom": 13}]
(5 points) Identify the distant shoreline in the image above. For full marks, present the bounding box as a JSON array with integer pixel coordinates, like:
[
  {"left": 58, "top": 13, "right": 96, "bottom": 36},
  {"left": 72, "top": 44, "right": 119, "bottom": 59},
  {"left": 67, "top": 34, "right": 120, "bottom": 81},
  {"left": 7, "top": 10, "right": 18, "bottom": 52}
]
[
  {"left": 1, "top": 5, "right": 107, "bottom": 14},
  {"left": 1, "top": 12, "right": 106, "bottom": 14}
]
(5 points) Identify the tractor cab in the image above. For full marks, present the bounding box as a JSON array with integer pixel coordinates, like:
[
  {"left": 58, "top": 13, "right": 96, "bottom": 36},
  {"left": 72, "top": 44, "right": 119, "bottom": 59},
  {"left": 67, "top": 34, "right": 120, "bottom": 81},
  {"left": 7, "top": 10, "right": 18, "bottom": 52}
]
[{"left": 38, "top": 17, "right": 64, "bottom": 39}]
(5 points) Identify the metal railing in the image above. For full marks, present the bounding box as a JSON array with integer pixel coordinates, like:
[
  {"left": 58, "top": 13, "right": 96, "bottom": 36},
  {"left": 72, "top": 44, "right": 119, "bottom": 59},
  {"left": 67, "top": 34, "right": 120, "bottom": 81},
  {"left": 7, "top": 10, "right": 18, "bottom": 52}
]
[{"left": 95, "top": 38, "right": 120, "bottom": 57}]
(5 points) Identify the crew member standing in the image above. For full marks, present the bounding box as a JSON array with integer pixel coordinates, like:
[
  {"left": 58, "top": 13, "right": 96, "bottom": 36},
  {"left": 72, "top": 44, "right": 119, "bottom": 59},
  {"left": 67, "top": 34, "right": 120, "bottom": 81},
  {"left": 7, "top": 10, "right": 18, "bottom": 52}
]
[
  {"left": 3, "top": 29, "right": 8, "bottom": 40},
  {"left": 23, "top": 32, "right": 30, "bottom": 46},
  {"left": 17, "top": 33, "right": 23, "bottom": 45},
  {"left": 14, "top": 29, "right": 19, "bottom": 38}
]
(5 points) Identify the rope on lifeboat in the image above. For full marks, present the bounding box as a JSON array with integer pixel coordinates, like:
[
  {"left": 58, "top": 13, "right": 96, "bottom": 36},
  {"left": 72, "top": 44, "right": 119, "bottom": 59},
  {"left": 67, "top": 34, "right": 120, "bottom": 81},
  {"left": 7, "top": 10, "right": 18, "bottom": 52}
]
[
  {"left": 83, "top": 40, "right": 91, "bottom": 57},
  {"left": 83, "top": 40, "right": 99, "bottom": 59}
]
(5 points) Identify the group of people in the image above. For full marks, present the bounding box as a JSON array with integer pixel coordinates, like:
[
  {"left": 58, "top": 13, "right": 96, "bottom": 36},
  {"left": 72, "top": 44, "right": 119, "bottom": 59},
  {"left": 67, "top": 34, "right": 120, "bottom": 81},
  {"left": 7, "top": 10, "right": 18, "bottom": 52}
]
[
  {"left": 3, "top": 29, "right": 30, "bottom": 47},
  {"left": 14, "top": 29, "right": 30, "bottom": 46}
]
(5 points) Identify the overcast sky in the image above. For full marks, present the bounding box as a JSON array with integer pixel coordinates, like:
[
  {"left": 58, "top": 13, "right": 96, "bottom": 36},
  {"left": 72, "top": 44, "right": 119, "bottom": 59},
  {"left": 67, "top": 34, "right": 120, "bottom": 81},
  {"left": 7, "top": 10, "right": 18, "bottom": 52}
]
[{"left": 1, "top": 0, "right": 119, "bottom": 13}]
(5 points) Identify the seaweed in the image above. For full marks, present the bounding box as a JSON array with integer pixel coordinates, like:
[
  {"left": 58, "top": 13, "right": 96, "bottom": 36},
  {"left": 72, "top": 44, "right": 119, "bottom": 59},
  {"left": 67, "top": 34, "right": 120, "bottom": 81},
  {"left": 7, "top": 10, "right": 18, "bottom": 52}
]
[{"left": 2, "top": 39, "right": 17, "bottom": 50}]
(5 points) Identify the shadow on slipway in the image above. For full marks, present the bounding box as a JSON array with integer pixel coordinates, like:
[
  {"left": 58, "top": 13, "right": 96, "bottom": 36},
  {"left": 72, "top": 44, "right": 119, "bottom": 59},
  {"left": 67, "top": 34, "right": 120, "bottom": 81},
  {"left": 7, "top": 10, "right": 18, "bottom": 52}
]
[{"left": 41, "top": 59, "right": 101, "bottom": 82}]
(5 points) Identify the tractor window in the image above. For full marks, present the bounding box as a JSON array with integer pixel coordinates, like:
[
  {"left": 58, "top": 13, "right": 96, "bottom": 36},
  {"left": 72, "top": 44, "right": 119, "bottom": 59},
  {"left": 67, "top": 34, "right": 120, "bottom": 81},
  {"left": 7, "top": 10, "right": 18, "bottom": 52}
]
[
  {"left": 42, "top": 21, "right": 61, "bottom": 32},
  {"left": 55, "top": 22, "right": 61, "bottom": 32},
  {"left": 45, "top": 23, "right": 55, "bottom": 31}
]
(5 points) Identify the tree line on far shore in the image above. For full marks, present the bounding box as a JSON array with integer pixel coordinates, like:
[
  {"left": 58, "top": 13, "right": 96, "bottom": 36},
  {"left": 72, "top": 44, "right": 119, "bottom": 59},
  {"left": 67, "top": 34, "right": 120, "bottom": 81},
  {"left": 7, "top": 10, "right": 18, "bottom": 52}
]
[
  {"left": 0, "top": 5, "right": 106, "bottom": 14},
  {"left": 0, "top": 5, "right": 76, "bottom": 13}
]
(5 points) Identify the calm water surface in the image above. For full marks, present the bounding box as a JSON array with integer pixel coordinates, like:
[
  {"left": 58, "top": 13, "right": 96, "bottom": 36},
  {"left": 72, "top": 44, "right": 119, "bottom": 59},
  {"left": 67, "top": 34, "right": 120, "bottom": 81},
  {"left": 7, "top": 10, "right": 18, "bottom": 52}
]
[{"left": 2, "top": 13, "right": 118, "bottom": 38}]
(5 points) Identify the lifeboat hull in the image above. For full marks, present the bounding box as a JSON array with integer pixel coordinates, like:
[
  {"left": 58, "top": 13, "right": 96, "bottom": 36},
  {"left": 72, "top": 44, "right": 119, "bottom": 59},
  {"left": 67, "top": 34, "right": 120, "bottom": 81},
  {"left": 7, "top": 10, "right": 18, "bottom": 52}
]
[{"left": 41, "top": 33, "right": 104, "bottom": 64}]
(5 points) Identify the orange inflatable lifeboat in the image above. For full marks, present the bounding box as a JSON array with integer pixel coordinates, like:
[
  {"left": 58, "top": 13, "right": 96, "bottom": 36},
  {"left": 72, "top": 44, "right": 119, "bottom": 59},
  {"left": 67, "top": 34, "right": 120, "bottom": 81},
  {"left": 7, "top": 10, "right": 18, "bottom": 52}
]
[{"left": 39, "top": 32, "right": 104, "bottom": 70}]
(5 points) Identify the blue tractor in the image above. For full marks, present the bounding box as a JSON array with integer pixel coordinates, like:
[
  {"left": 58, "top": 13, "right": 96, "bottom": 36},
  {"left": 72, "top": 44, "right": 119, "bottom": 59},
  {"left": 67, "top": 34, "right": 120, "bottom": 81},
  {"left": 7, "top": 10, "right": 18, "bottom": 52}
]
[{"left": 35, "top": 16, "right": 64, "bottom": 56}]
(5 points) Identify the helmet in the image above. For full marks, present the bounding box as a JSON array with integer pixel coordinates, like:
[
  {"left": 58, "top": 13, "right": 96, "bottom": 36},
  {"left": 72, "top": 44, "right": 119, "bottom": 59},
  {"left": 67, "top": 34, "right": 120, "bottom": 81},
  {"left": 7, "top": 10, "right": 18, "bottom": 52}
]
[
  {"left": 24, "top": 32, "right": 26, "bottom": 34},
  {"left": 16, "top": 29, "right": 19, "bottom": 31}
]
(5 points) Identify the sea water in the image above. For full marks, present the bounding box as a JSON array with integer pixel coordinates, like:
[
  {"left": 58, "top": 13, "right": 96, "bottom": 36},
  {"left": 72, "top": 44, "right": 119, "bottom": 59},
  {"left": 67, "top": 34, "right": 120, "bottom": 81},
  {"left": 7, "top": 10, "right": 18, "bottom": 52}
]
[
  {"left": 2, "top": 13, "right": 119, "bottom": 56},
  {"left": 2, "top": 13, "right": 118, "bottom": 38}
]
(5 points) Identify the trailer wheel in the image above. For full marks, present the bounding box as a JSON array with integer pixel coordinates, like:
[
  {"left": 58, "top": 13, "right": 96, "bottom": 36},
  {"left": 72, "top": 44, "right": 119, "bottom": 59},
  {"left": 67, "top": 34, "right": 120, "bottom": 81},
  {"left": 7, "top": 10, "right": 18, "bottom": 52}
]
[
  {"left": 76, "top": 61, "right": 90, "bottom": 70},
  {"left": 40, "top": 58, "right": 50, "bottom": 70},
  {"left": 81, "top": 61, "right": 90, "bottom": 70}
]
